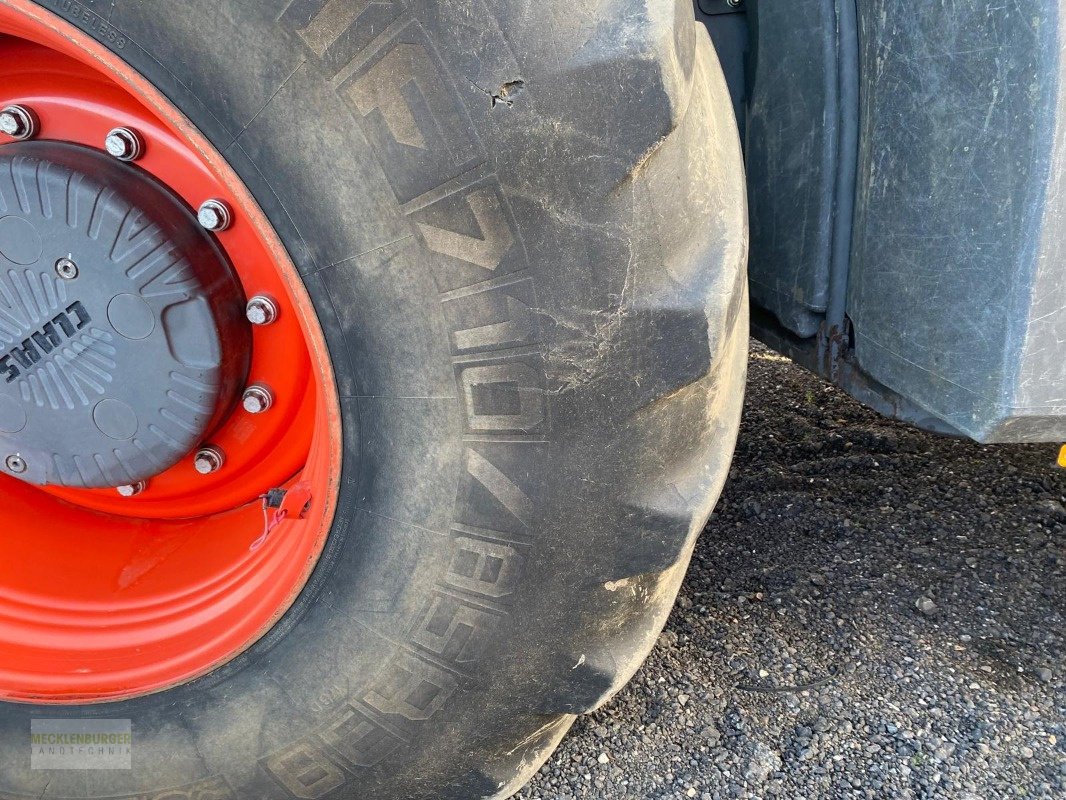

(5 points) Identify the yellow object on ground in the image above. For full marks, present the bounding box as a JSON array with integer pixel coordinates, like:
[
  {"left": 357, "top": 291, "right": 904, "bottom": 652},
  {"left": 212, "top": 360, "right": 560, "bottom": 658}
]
[{"left": 1059, "top": 444, "right": 1066, "bottom": 468}]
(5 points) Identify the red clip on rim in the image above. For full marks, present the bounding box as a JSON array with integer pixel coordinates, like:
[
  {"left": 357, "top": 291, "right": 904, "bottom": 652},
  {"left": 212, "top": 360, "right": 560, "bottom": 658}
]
[{"left": 0, "top": 0, "right": 341, "bottom": 703}]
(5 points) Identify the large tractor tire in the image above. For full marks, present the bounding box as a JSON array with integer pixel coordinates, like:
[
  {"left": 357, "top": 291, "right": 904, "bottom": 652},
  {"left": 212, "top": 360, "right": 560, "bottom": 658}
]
[{"left": 0, "top": 0, "right": 747, "bottom": 797}]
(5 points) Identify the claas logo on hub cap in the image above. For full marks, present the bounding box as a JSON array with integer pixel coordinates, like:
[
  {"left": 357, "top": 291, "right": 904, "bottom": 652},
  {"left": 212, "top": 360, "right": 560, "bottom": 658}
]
[{"left": 0, "top": 301, "right": 92, "bottom": 383}]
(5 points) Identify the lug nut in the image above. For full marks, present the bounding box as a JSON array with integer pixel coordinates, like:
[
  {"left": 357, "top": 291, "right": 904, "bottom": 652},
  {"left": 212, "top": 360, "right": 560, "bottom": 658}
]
[
  {"left": 197, "top": 199, "right": 232, "bottom": 232},
  {"left": 116, "top": 481, "right": 146, "bottom": 497},
  {"left": 104, "top": 127, "right": 144, "bottom": 161},
  {"left": 193, "top": 445, "right": 225, "bottom": 475},
  {"left": 246, "top": 295, "right": 279, "bottom": 326},
  {"left": 5, "top": 454, "right": 27, "bottom": 474},
  {"left": 0, "top": 105, "right": 38, "bottom": 140},
  {"left": 55, "top": 257, "right": 79, "bottom": 280},
  {"left": 242, "top": 384, "right": 274, "bottom": 414}
]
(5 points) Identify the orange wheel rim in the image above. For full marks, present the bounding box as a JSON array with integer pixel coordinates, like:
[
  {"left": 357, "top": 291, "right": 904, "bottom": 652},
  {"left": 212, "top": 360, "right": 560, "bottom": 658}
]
[{"left": 0, "top": 0, "right": 342, "bottom": 703}]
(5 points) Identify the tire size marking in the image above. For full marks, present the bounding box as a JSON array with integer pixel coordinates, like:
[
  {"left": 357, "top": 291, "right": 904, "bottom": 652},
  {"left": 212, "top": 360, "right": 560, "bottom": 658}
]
[
  {"left": 265, "top": 2, "right": 546, "bottom": 794},
  {"left": 40, "top": 0, "right": 127, "bottom": 49}
]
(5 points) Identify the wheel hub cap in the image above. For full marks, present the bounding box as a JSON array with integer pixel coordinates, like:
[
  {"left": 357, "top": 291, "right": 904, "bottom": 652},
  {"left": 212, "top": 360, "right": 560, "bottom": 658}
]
[
  {"left": 0, "top": 0, "right": 340, "bottom": 704},
  {"left": 0, "top": 142, "right": 249, "bottom": 488}
]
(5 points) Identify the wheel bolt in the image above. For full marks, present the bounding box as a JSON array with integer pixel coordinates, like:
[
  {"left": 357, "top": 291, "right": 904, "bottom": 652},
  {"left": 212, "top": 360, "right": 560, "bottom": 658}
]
[
  {"left": 55, "top": 257, "right": 79, "bottom": 280},
  {"left": 193, "top": 445, "right": 225, "bottom": 475},
  {"left": 5, "top": 454, "right": 27, "bottom": 474},
  {"left": 116, "top": 481, "right": 146, "bottom": 497},
  {"left": 242, "top": 384, "right": 274, "bottom": 414},
  {"left": 104, "top": 127, "right": 144, "bottom": 161},
  {"left": 246, "top": 295, "right": 279, "bottom": 326},
  {"left": 197, "top": 199, "right": 232, "bottom": 232},
  {"left": 0, "top": 105, "right": 38, "bottom": 140}
]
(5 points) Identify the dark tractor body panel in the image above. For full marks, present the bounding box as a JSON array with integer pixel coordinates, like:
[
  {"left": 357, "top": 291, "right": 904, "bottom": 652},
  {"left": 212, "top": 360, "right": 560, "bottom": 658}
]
[{"left": 700, "top": 0, "right": 1066, "bottom": 443}]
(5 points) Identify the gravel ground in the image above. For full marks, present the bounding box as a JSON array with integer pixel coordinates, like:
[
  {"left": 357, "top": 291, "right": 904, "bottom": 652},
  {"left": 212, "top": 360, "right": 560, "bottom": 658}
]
[{"left": 519, "top": 342, "right": 1065, "bottom": 799}]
